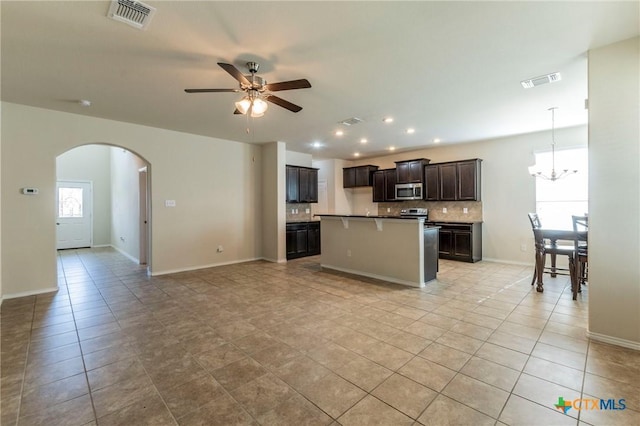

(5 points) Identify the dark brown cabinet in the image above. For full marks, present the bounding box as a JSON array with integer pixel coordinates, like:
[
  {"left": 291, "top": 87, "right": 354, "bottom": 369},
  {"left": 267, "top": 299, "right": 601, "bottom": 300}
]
[
  {"left": 286, "top": 221, "right": 321, "bottom": 260},
  {"left": 343, "top": 165, "right": 379, "bottom": 188},
  {"left": 424, "top": 159, "right": 481, "bottom": 201},
  {"left": 372, "top": 169, "right": 397, "bottom": 202},
  {"left": 424, "top": 165, "right": 440, "bottom": 201},
  {"left": 457, "top": 160, "right": 481, "bottom": 200},
  {"left": 286, "top": 166, "right": 299, "bottom": 203},
  {"left": 435, "top": 222, "right": 482, "bottom": 262},
  {"left": 286, "top": 165, "right": 318, "bottom": 203},
  {"left": 395, "top": 159, "right": 430, "bottom": 184},
  {"left": 439, "top": 163, "right": 458, "bottom": 201}
]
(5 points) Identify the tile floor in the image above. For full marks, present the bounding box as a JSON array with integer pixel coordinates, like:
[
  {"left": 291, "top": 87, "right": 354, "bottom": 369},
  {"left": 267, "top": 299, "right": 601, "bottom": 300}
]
[{"left": 1, "top": 247, "right": 638, "bottom": 425}]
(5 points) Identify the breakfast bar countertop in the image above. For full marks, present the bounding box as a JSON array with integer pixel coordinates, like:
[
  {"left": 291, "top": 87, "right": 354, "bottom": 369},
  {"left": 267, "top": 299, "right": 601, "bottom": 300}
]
[{"left": 315, "top": 214, "right": 424, "bottom": 220}]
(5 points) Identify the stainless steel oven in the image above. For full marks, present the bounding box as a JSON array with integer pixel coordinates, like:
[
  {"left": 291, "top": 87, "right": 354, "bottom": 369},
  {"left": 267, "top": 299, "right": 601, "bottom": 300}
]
[{"left": 395, "top": 183, "right": 423, "bottom": 200}]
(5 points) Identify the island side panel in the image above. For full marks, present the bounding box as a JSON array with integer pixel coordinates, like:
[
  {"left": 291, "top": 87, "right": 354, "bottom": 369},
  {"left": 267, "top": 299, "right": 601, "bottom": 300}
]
[{"left": 319, "top": 217, "right": 425, "bottom": 287}]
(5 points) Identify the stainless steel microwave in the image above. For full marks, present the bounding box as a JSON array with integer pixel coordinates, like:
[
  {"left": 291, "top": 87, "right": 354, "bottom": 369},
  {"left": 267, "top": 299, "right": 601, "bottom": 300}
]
[{"left": 395, "top": 183, "right": 423, "bottom": 200}]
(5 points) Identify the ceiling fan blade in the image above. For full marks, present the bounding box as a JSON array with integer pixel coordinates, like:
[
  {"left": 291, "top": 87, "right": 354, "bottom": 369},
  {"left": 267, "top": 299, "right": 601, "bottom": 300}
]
[
  {"left": 184, "top": 88, "right": 240, "bottom": 93},
  {"left": 265, "top": 79, "right": 311, "bottom": 92},
  {"left": 218, "top": 62, "right": 251, "bottom": 86},
  {"left": 266, "top": 95, "right": 303, "bottom": 113}
]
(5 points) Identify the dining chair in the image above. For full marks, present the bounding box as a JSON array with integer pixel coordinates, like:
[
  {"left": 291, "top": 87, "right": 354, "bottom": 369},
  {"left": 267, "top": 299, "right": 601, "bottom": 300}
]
[
  {"left": 572, "top": 215, "right": 589, "bottom": 292},
  {"left": 528, "top": 212, "right": 575, "bottom": 289}
]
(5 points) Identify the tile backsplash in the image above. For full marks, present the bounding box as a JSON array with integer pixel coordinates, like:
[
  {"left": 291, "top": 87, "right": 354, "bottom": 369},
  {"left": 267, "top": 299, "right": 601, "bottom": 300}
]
[
  {"left": 286, "top": 203, "right": 314, "bottom": 222},
  {"left": 378, "top": 201, "right": 483, "bottom": 222}
]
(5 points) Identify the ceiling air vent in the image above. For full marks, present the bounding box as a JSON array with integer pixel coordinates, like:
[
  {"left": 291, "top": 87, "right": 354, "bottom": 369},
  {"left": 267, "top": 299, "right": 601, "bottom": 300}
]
[
  {"left": 107, "top": 0, "right": 156, "bottom": 31},
  {"left": 339, "top": 117, "right": 364, "bottom": 126},
  {"left": 521, "top": 72, "right": 561, "bottom": 89}
]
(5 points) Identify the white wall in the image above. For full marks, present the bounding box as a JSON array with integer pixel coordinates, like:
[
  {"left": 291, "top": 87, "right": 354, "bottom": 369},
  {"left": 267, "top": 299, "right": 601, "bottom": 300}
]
[
  {"left": 587, "top": 37, "right": 640, "bottom": 348},
  {"left": 56, "top": 145, "right": 112, "bottom": 246},
  {"left": 313, "top": 158, "right": 353, "bottom": 215},
  {"left": 0, "top": 100, "right": 2, "bottom": 301},
  {"left": 286, "top": 150, "right": 313, "bottom": 168},
  {"left": 110, "top": 147, "right": 146, "bottom": 261},
  {"left": 262, "top": 142, "right": 285, "bottom": 262},
  {"left": 1, "top": 102, "right": 263, "bottom": 297},
  {"left": 344, "top": 126, "right": 587, "bottom": 264}
]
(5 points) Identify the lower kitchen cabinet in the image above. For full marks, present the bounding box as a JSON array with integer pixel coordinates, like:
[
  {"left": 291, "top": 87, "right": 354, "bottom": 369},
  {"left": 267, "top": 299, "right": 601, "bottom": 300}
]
[
  {"left": 435, "top": 222, "right": 482, "bottom": 262},
  {"left": 286, "top": 221, "right": 321, "bottom": 260}
]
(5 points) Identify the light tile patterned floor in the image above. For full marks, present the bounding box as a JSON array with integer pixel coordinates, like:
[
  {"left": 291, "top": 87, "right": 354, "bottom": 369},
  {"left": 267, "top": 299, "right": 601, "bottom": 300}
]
[{"left": 1, "top": 247, "right": 638, "bottom": 425}]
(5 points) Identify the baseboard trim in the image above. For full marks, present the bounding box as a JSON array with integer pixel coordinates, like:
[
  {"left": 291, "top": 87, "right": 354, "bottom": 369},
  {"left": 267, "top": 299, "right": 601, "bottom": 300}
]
[
  {"left": 320, "top": 264, "right": 424, "bottom": 288},
  {"left": 586, "top": 330, "right": 640, "bottom": 351},
  {"left": 2, "top": 286, "right": 59, "bottom": 301},
  {"left": 261, "top": 257, "right": 287, "bottom": 263},
  {"left": 110, "top": 245, "right": 140, "bottom": 264},
  {"left": 482, "top": 257, "right": 533, "bottom": 267},
  {"left": 151, "top": 257, "right": 263, "bottom": 276}
]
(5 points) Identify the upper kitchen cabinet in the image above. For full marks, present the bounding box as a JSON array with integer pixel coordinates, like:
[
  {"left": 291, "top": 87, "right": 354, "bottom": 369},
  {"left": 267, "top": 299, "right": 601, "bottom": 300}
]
[
  {"left": 286, "top": 165, "right": 319, "bottom": 203},
  {"left": 457, "top": 159, "right": 482, "bottom": 200},
  {"left": 372, "top": 169, "right": 397, "bottom": 202},
  {"left": 439, "top": 163, "right": 458, "bottom": 200},
  {"left": 343, "top": 165, "right": 379, "bottom": 188},
  {"left": 395, "top": 159, "right": 430, "bottom": 184},
  {"left": 424, "top": 164, "right": 440, "bottom": 201},
  {"left": 425, "top": 159, "right": 482, "bottom": 201}
]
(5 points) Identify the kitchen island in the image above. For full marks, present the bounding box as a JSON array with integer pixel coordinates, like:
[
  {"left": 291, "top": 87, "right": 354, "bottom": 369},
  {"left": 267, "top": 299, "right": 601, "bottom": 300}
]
[{"left": 316, "top": 215, "right": 438, "bottom": 287}]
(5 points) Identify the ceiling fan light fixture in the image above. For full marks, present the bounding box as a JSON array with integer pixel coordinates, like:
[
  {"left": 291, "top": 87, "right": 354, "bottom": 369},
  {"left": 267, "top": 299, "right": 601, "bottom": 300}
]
[
  {"left": 235, "top": 97, "right": 251, "bottom": 115},
  {"left": 252, "top": 97, "right": 268, "bottom": 115}
]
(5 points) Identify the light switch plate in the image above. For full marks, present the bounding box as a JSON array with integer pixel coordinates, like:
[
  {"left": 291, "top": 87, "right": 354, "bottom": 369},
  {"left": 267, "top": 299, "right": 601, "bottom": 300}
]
[{"left": 165, "top": 200, "right": 176, "bottom": 207}]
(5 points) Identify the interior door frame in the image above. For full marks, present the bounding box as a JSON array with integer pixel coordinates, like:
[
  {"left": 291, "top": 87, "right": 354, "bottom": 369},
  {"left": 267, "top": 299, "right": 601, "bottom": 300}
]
[
  {"left": 56, "top": 179, "right": 93, "bottom": 249},
  {"left": 138, "top": 166, "right": 150, "bottom": 266}
]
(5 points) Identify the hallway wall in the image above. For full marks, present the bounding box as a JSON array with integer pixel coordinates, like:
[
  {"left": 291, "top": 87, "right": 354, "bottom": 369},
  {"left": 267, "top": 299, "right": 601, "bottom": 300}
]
[{"left": 56, "top": 144, "right": 112, "bottom": 246}]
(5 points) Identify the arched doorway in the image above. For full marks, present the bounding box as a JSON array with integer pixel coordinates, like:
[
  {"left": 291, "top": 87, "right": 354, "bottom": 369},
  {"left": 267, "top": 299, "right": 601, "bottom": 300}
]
[{"left": 56, "top": 144, "right": 152, "bottom": 272}]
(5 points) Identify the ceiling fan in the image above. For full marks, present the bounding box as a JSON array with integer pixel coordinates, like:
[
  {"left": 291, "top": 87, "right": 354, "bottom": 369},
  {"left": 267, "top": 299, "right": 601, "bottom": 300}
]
[{"left": 185, "top": 62, "right": 311, "bottom": 117}]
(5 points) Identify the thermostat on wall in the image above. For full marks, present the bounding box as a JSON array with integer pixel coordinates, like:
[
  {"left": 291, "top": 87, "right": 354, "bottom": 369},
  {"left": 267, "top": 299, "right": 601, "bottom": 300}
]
[{"left": 22, "top": 188, "right": 39, "bottom": 195}]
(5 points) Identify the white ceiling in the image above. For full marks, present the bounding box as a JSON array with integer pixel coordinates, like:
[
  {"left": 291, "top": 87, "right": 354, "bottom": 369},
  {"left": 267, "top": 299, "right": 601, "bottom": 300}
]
[{"left": 1, "top": 1, "right": 638, "bottom": 160}]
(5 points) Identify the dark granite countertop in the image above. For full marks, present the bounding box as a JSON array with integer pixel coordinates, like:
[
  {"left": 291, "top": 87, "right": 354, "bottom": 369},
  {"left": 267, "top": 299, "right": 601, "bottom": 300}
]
[
  {"left": 426, "top": 220, "right": 483, "bottom": 224},
  {"left": 315, "top": 214, "right": 425, "bottom": 220},
  {"left": 313, "top": 215, "right": 482, "bottom": 224}
]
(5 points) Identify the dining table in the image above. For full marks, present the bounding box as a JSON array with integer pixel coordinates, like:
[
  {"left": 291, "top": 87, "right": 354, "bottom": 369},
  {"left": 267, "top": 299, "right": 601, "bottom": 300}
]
[{"left": 534, "top": 228, "right": 588, "bottom": 299}]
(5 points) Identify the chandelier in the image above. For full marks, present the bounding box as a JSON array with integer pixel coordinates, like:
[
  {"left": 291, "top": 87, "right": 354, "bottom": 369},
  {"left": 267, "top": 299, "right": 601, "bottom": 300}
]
[{"left": 528, "top": 107, "right": 578, "bottom": 181}]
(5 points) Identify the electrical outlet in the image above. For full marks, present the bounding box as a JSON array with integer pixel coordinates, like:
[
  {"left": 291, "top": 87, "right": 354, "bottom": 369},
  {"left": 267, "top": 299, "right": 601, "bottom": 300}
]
[
  {"left": 305, "top": 208, "right": 310, "bottom": 214},
  {"left": 165, "top": 200, "right": 176, "bottom": 207},
  {"left": 347, "top": 249, "right": 352, "bottom": 257},
  {"left": 217, "top": 245, "right": 224, "bottom": 253},
  {"left": 442, "top": 207, "right": 447, "bottom": 213},
  {"left": 463, "top": 207, "right": 468, "bottom": 214},
  {"left": 387, "top": 208, "right": 391, "bottom": 213}
]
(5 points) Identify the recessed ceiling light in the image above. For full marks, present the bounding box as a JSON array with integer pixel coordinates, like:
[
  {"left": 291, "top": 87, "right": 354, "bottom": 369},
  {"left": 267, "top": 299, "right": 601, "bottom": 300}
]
[
  {"left": 433, "top": 138, "right": 441, "bottom": 143},
  {"left": 335, "top": 130, "right": 344, "bottom": 136},
  {"left": 383, "top": 117, "right": 394, "bottom": 124},
  {"left": 312, "top": 142, "right": 322, "bottom": 148},
  {"left": 360, "top": 138, "right": 368, "bottom": 144},
  {"left": 388, "top": 146, "right": 396, "bottom": 151},
  {"left": 354, "top": 152, "right": 360, "bottom": 157},
  {"left": 78, "top": 99, "right": 91, "bottom": 107},
  {"left": 406, "top": 128, "right": 415, "bottom": 134}
]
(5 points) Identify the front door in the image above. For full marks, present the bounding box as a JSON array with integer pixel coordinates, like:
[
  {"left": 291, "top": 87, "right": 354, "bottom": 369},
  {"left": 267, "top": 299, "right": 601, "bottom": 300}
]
[{"left": 56, "top": 180, "right": 92, "bottom": 249}]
